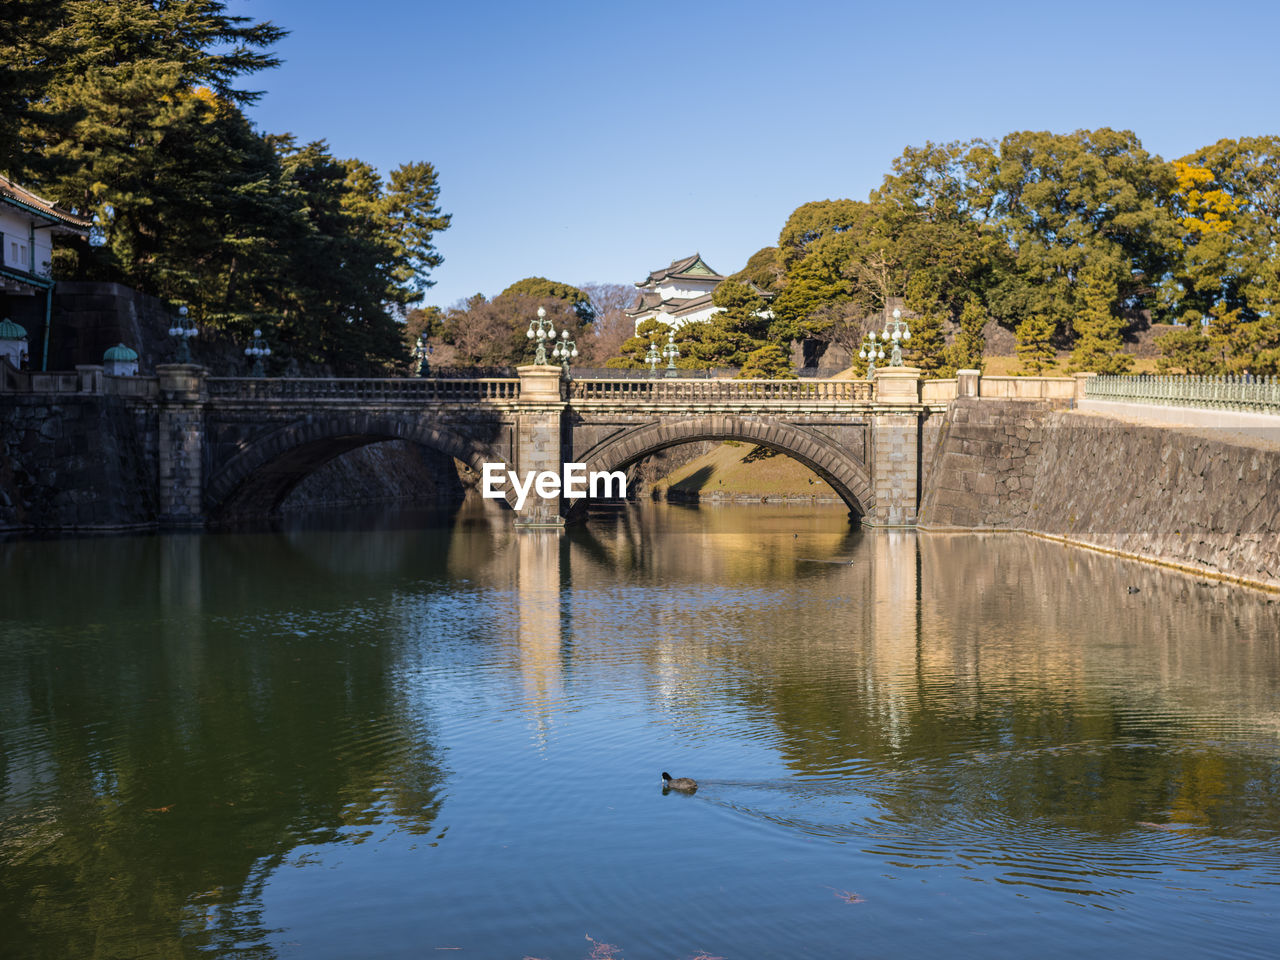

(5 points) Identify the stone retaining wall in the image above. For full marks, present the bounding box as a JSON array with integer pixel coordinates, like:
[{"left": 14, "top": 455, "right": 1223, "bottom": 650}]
[
  {"left": 0, "top": 398, "right": 465, "bottom": 531},
  {"left": 281, "top": 440, "right": 466, "bottom": 511},
  {"left": 920, "top": 398, "right": 1280, "bottom": 590},
  {"left": 0, "top": 396, "right": 158, "bottom": 530}
]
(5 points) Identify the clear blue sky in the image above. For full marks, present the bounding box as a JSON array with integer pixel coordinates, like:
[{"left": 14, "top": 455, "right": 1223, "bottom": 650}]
[{"left": 227, "top": 0, "right": 1280, "bottom": 310}]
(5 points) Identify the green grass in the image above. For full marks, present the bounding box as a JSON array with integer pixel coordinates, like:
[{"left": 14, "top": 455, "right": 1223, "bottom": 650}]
[{"left": 652, "top": 443, "right": 837, "bottom": 500}]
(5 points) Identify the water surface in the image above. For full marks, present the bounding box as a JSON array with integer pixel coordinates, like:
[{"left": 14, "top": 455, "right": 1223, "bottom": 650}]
[{"left": 1, "top": 503, "right": 1278, "bottom": 959}]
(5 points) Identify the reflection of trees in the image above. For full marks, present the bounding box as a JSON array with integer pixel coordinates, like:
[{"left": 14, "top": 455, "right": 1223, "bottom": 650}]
[
  {"left": 570, "top": 501, "right": 861, "bottom": 583},
  {"left": 716, "top": 531, "right": 1280, "bottom": 836},
  {"left": 4, "top": 510, "right": 1279, "bottom": 955},
  {"left": 0, "top": 529, "right": 458, "bottom": 958}
]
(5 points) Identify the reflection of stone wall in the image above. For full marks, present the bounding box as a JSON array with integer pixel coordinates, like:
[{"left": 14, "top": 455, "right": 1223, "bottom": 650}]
[{"left": 920, "top": 399, "right": 1280, "bottom": 589}]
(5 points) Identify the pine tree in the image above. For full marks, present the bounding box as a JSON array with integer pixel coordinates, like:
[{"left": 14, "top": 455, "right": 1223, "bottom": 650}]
[
  {"left": 944, "top": 296, "right": 986, "bottom": 372},
  {"left": 737, "top": 343, "right": 795, "bottom": 379},
  {"left": 1015, "top": 315, "right": 1057, "bottom": 374},
  {"left": 1069, "top": 260, "right": 1133, "bottom": 373}
]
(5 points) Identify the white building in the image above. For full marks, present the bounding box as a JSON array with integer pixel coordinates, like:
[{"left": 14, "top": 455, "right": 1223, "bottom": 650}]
[
  {"left": 626, "top": 253, "right": 774, "bottom": 334},
  {"left": 0, "top": 175, "right": 92, "bottom": 369},
  {"left": 626, "top": 253, "right": 730, "bottom": 333}
]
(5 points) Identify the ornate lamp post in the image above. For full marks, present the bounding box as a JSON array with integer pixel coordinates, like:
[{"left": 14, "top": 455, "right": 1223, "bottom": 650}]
[
  {"left": 552, "top": 329, "right": 577, "bottom": 376},
  {"left": 168, "top": 305, "right": 197, "bottom": 364},
  {"left": 662, "top": 330, "right": 680, "bottom": 378},
  {"left": 414, "top": 332, "right": 433, "bottom": 376},
  {"left": 644, "top": 339, "right": 661, "bottom": 376},
  {"left": 526, "top": 306, "right": 559, "bottom": 365},
  {"left": 858, "top": 330, "right": 884, "bottom": 377},
  {"left": 245, "top": 328, "right": 271, "bottom": 377},
  {"left": 882, "top": 307, "right": 911, "bottom": 367}
]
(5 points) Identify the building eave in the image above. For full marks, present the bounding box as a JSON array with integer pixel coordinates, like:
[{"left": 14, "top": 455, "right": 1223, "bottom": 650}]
[
  {"left": 0, "top": 178, "right": 92, "bottom": 233},
  {"left": 0, "top": 264, "right": 54, "bottom": 291}
]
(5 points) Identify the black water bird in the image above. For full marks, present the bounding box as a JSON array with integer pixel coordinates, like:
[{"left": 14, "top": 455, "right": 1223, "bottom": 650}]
[{"left": 661, "top": 772, "right": 697, "bottom": 793}]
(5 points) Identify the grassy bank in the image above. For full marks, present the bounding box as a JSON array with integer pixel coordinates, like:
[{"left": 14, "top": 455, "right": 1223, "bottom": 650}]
[{"left": 650, "top": 442, "right": 838, "bottom": 502}]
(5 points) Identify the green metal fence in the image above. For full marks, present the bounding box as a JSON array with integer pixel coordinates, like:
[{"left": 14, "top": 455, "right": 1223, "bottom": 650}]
[{"left": 1084, "top": 374, "right": 1280, "bottom": 414}]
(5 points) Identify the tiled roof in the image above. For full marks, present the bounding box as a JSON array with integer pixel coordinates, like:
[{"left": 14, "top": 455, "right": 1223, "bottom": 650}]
[
  {"left": 0, "top": 176, "right": 92, "bottom": 232},
  {"left": 636, "top": 253, "right": 725, "bottom": 287},
  {"left": 668, "top": 293, "right": 715, "bottom": 317}
]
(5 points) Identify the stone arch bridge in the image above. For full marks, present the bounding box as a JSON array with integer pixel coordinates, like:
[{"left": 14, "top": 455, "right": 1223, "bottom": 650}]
[{"left": 144, "top": 363, "right": 947, "bottom": 527}]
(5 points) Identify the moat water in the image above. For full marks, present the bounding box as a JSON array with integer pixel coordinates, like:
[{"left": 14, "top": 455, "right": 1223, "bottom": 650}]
[{"left": 1, "top": 502, "right": 1278, "bottom": 959}]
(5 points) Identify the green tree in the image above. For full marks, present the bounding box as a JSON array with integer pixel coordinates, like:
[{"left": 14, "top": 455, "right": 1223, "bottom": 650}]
[
  {"left": 944, "top": 295, "right": 987, "bottom": 373},
  {"left": 499, "top": 277, "right": 595, "bottom": 324},
  {"left": 1159, "top": 138, "right": 1280, "bottom": 374},
  {"left": 607, "top": 318, "right": 666, "bottom": 369},
  {"left": 1154, "top": 323, "right": 1214, "bottom": 374},
  {"left": 972, "top": 129, "right": 1178, "bottom": 371},
  {"left": 1070, "top": 259, "right": 1133, "bottom": 373},
  {"left": 384, "top": 161, "right": 451, "bottom": 296},
  {"left": 730, "top": 246, "right": 785, "bottom": 292},
  {"left": 673, "top": 314, "right": 764, "bottom": 368},
  {"left": 1015, "top": 315, "right": 1056, "bottom": 373},
  {"left": 441, "top": 289, "right": 586, "bottom": 368},
  {"left": 0, "top": 0, "right": 73, "bottom": 179},
  {"left": 710, "top": 279, "right": 771, "bottom": 339},
  {"left": 737, "top": 343, "right": 794, "bottom": 379},
  {"left": 3, "top": 1, "right": 449, "bottom": 374}
]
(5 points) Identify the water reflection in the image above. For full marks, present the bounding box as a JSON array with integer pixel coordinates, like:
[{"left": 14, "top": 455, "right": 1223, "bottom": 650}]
[{"left": 1, "top": 506, "right": 1278, "bottom": 959}]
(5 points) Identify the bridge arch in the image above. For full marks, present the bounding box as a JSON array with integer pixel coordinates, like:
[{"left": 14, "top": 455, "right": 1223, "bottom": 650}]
[
  {"left": 204, "top": 412, "right": 511, "bottom": 520},
  {"left": 571, "top": 415, "right": 874, "bottom": 519}
]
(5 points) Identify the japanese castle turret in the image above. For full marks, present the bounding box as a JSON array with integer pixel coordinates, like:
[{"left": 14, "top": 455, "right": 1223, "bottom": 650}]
[
  {"left": 625, "top": 253, "right": 773, "bottom": 334},
  {"left": 0, "top": 317, "right": 28, "bottom": 367},
  {"left": 626, "top": 253, "right": 728, "bottom": 333}
]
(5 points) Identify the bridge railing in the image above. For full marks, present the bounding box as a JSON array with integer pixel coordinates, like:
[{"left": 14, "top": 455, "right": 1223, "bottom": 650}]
[
  {"left": 567, "top": 378, "right": 873, "bottom": 402},
  {"left": 205, "top": 377, "right": 521, "bottom": 402},
  {"left": 1084, "top": 374, "right": 1280, "bottom": 414}
]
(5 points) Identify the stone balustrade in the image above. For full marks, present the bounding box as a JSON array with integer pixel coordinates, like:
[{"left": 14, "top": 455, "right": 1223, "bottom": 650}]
[
  {"left": 204, "top": 376, "right": 521, "bottom": 403},
  {"left": 568, "top": 378, "right": 872, "bottom": 402}
]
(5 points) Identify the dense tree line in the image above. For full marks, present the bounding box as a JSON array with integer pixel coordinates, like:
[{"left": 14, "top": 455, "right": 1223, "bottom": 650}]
[
  {"left": 411, "top": 279, "right": 634, "bottom": 369},
  {"left": 0, "top": 0, "right": 449, "bottom": 373},
  {"left": 609, "top": 130, "right": 1280, "bottom": 377}
]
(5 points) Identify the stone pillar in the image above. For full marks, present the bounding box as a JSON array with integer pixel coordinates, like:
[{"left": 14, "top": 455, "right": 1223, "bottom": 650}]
[
  {"left": 1073, "top": 372, "right": 1096, "bottom": 404},
  {"left": 869, "top": 366, "right": 921, "bottom": 527},
  {"left": 874, "top": 365, "right": 921, "bottom": 405},
  {"left": 956, "top": 368, "right": 980, "bottom": 399},
  {"left": 513, "top": 365, "right": 567, "bottom": 527},
  {"left": 156, "top": 363, "right": 207, "bottom": 527},
  {"left": 75, "top": 364, "right": 103, "bottom": 394}
]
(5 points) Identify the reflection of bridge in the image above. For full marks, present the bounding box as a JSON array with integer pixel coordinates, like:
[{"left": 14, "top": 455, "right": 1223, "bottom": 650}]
[{"left": 5, "top": 361, "right": 971, "bottom": 527}]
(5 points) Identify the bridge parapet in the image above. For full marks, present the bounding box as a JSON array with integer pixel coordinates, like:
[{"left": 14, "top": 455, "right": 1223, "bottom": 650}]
[
  {"left": 568, "top": 378, "right": 872, "bottom": 403},
  {"left": 205, "top": 376, "right": 521, "bottom": 403}
]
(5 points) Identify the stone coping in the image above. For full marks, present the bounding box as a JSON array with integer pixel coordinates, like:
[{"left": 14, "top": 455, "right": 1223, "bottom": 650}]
[{"left": 1076, "top": 399, "right": 1280, "bottom": 448}]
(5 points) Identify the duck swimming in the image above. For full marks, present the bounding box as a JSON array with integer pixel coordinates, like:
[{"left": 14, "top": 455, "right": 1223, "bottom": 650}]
[{"left": 661, "top": 772, "right": 697, "bottom": 793}]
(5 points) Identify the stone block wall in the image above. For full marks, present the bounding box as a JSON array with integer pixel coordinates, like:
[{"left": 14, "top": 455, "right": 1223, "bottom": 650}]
[
  {"left": 282, "top": 440, "right": 466, "bottom": 510},
  {"left": 920, "top": 398, "right": 1280, "bottom": 589},
  {"left": 0, "top": 396, "right": 157, "bottom": 530},
  {"left": 1025, "top": 411, "right": 1280, "bottom": 588},
  {"left": 918, "top": 398, "right": 1057, "bottom": 528}
]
